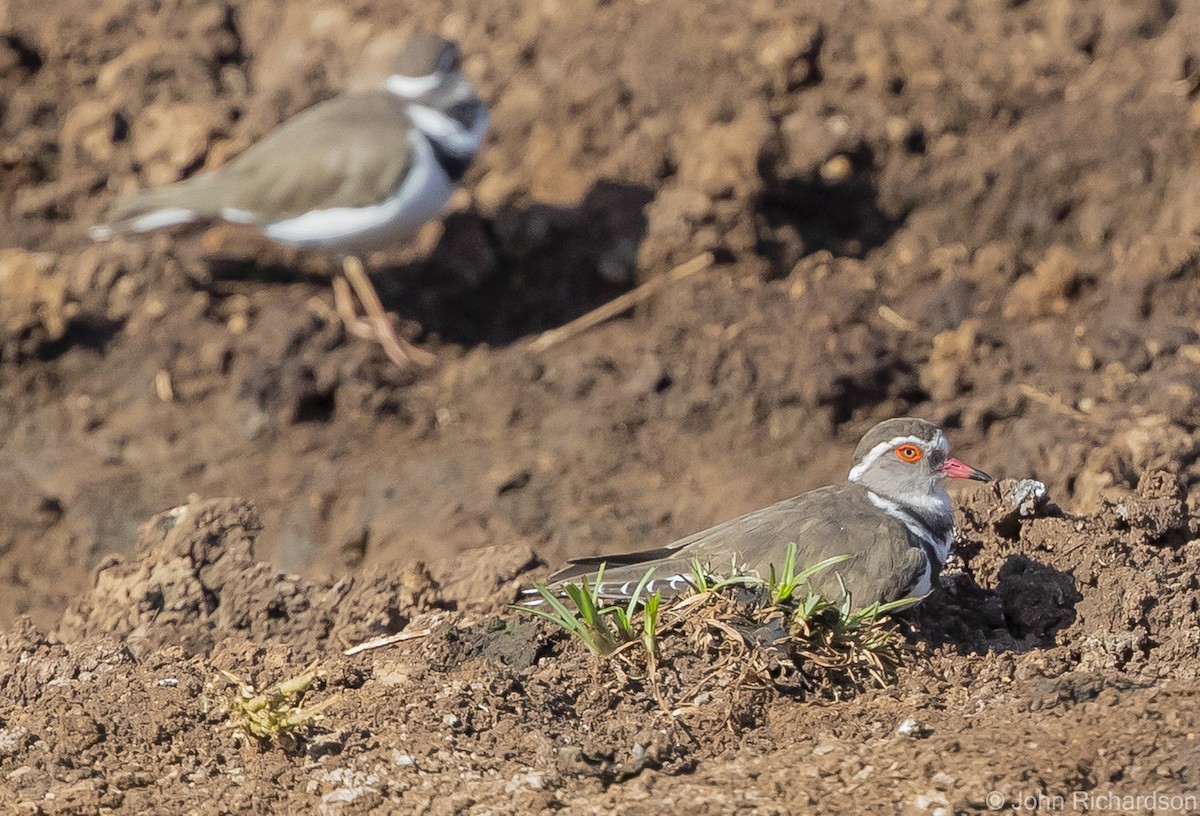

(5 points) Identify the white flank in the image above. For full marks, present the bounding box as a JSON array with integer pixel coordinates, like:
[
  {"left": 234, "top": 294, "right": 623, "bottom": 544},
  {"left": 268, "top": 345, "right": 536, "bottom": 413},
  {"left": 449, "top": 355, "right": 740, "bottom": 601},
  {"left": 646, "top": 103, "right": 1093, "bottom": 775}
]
[
  {"left": 385, "top": 73, "right": 442, "bottom": 99},
  {"left": 407, "top": 103, "right": 490, "bottom": 156},
  {"left": 262, "top": 132, "right": 453, "bottom": 254},
  {"left": 88, "top": 224, "right": 114, "bottom": 241},
  {"left": 221, "top": 207, "right": 256, "bottom": 224},
  {"left": 906, "top": 557, "right": 933, "bottom": 600},
  {"left": 128, "top": 207, "right": 197, "bottom": 233}
]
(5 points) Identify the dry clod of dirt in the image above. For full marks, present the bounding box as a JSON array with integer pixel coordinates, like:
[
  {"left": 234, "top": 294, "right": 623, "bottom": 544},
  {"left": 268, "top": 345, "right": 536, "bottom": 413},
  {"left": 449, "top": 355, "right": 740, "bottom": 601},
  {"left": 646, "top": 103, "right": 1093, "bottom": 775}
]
[
  {"left": 0, "top": 248, "right": 72, "bottom": 358},
  {"left": 56, "top": 498, "right": 447, "bottom": 660}
]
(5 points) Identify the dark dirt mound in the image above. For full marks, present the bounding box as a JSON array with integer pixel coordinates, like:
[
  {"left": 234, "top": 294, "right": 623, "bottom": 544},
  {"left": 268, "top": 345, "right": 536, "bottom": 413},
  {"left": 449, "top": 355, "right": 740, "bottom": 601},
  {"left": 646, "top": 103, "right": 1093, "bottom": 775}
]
[{"left": 5, "top": 0, "right": 1200, "bottom": 811}]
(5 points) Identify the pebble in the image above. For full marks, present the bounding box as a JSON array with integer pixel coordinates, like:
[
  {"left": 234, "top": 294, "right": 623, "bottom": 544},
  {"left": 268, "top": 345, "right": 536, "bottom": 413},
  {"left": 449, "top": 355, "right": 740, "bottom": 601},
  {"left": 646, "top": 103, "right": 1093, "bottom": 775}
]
[{"left": 1008, "top": 480, "right": 1048, "bottom": 517}]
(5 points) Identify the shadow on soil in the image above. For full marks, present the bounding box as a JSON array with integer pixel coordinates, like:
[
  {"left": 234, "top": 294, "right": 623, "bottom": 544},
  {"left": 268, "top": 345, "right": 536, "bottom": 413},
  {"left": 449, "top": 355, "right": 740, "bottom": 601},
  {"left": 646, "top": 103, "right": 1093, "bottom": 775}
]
[
  {"left": 380, "top": 179, "right": 653, "bottom": 347},
  {"left": 756, "top": 145, "right": 906, "bottom": 274},
  {"left": 912, "top": 556, "right": 1083, "bottom": 654},
  {"left": 198, "top": 179, "right": 653, "bottom": 350}
]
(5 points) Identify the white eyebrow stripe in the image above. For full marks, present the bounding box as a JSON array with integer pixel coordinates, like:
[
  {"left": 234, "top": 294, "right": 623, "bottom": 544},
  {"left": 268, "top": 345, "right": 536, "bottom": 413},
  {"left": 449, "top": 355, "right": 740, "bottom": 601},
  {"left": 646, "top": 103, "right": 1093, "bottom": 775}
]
[{"left": 848, "top": 435, "right": 931, "bottom": 482}]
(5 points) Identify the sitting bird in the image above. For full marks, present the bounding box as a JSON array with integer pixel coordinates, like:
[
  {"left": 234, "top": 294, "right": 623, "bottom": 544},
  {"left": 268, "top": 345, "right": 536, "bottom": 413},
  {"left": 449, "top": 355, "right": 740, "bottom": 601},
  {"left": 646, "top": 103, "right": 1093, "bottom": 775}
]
[{"left": 539, "top": 417, "right": 992, "bottom": 609}]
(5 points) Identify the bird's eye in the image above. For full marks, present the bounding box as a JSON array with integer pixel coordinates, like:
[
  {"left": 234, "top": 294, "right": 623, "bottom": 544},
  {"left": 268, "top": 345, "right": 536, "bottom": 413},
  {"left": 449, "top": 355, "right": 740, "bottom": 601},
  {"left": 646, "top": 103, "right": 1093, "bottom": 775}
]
[{"left": 895, "top": 445, "right": 923, "bottom": 463}]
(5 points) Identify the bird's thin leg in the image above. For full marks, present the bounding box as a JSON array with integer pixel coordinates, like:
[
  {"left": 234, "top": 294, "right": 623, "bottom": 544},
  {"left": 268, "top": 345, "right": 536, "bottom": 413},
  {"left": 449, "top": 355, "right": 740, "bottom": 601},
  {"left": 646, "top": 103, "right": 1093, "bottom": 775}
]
[
  {"left": 341, "top": 256, "right": 436, "bottom": 368},
  {"left": 331, "top": 275, "right": 376, "bottom": 340}
]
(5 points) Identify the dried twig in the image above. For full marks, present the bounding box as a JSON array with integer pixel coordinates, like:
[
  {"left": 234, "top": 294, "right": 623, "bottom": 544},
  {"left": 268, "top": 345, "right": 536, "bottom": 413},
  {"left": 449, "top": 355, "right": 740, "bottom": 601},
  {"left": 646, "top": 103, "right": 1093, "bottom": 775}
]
[
  {"left": 528, "top": 252, "right": 714, "bottom": 353},
  {"left": 1018, "top": 383, "right": 1087, "bottom": 422},
  {"left": 343, "top": 628, "right": 433, "bottom": 656},
  {"left": 877, "top": 304, "right": 921, "bottom": 332}
]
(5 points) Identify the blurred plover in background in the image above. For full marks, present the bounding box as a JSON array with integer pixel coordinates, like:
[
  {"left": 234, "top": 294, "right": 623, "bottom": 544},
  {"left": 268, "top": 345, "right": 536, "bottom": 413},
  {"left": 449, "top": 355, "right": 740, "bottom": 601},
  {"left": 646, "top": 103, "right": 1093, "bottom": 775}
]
[{"left": 90, "top": 33, "right": 489, "bottom": 368}]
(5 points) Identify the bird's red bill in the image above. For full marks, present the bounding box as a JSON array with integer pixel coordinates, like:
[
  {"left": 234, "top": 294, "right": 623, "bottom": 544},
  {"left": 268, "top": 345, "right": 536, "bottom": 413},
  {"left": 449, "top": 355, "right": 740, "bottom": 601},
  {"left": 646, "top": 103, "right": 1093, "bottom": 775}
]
[{"left": 942, "top": 457, "right": 993, "bottom": 482}]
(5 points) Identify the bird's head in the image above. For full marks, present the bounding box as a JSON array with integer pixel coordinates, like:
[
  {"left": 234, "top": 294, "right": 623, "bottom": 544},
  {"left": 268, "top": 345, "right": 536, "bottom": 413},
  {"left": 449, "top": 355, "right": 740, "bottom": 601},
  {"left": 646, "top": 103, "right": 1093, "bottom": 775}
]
[{"left": 848, "top": 418, "right": 992, "bottom": 509}]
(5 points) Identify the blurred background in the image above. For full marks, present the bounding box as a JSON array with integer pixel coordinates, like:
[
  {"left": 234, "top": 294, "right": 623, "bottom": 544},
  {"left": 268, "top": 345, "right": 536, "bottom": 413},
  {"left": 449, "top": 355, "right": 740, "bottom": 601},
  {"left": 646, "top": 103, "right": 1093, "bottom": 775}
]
[{"left": 2, "top": 0, "right": 1199, "bottom": 627}]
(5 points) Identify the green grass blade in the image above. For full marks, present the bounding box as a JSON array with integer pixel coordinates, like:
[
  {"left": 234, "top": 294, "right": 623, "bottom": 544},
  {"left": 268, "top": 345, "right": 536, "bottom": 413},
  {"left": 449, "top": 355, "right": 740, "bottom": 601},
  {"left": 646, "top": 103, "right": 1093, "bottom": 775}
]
[
  {"left": 564, "top": 581, "right": 601, "bottom": 629},
  {"left": 783, "top": 541, "right": 798, "bottom": 582},
  {"left": 770, "top": 545, "right": 849, "bottom": 605},
  {"left": 794, "top": 553, "right": 851, "bottom": 584},
  {"left": 589, "top": 563, "right": 608, "bottom": 608},
  {"left": 642, "top": 592, "right": 661, "bottom": 656},
  {"left": 512, "top": 585, "right": 604, "bottom": 653},
  {"left": 603, "top": 606, "right": 634, "bottom": 640},
  {"left": 875, "top": 596, "right": 922, "bottom": 615},
  {"left": 512, "top": 605, "right": 569, "bottom": 626},
  {"left": 626, "top": 568, "right": 657, "bottom": 617}
]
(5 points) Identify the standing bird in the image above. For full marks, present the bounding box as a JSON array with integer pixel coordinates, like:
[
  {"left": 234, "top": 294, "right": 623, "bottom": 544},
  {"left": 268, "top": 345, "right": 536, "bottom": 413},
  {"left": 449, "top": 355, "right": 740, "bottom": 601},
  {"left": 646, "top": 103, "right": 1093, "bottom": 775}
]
[
  {"left": 89, "top": 33, "right": 490, "bottom": 368},
  {"left": 542, "top": 418, "right": 992, "bottom": 609}
]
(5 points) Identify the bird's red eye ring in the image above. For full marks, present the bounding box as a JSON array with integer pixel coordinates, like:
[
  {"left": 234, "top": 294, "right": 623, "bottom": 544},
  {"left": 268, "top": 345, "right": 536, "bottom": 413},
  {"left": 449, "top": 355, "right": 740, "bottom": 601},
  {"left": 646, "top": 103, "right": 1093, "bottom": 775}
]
[{"left": 895, "top": 445, "right": 923, "bottom": 463}]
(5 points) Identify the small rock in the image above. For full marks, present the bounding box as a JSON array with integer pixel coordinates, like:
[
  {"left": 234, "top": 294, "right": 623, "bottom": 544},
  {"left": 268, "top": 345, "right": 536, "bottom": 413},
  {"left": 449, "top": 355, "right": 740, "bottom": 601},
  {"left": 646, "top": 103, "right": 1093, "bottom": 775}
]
[
  {"left": 60, "top": 100, "right": 120, "bottom": 171},
  {"left": 818, "top": 154, "right": 853, "bottom": 182},
  {"left": 756, "top": 23, "right": 823, "bottom": 92},
  {"left": 919, "top": 320, "right": 979, "bottom": 402},
  {"left": 0, "top": 727, "right": 30, "bottom": 758},
  {"left": 673, "top": 101, "right": 775, "bottom": 200},
  {"left": 931, "top": 770, "right": 956, "bottom": 789},
  {"left": 912, "top": 791, "right": 951, "bottom": 814},
  {"left": 623, "top": 355, "right": 670, "bottom": 398},
  {"left": 1003, "top": 244, "right": 1080, "bottom": 319},
  {"left": 132, "top": 102, "right": 220, "bottom": 185},
  {"left": 504, "top": 771, "right": 546, "bottom": 793},
  {"left": 0, "top": 249, "right": 69, "bottom": 357},
  {"left": 1008, "top": 480, "right": 1048, "bottom": 518}
]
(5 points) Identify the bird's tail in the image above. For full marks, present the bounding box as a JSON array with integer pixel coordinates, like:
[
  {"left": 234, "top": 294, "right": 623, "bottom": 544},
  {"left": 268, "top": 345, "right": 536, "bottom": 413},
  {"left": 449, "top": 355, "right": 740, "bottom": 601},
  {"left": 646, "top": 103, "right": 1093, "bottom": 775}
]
[
  {"left": 521, "top": 547, "right": 699, "bottom": 606},
  {"left": 89, "top": 178, "right": 221, "bottom": 241}
]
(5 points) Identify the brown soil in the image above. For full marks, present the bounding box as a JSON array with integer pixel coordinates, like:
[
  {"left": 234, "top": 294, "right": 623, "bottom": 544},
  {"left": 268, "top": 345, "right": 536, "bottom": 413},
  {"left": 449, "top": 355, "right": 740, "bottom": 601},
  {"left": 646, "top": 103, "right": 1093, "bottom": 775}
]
[{"left": 3, "top": 0, "right": 1200, "bottom": 812}]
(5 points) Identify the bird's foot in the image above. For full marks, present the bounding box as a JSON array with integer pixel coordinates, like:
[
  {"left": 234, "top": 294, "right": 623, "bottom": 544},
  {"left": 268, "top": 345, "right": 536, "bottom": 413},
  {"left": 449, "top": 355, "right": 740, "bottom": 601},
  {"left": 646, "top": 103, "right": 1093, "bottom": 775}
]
[{"left": 333, "top": 257, "right": 436, "bottom": 369}]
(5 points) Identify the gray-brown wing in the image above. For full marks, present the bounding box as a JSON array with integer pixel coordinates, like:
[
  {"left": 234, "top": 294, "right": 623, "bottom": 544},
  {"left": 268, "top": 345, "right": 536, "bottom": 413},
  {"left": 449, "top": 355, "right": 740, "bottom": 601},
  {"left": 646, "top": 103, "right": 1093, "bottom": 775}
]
[
  {"left": 674, "top": 485, "right": 928, "bottom": 606},
  {"left": 102, "top": 91, "right": 415, "bottom": 229},
  {"left": 213, "top": 91, "right": 415, "bottom": 218},
  {"left": 550, "top": 484, "right": 928, "bottom": 608}
]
